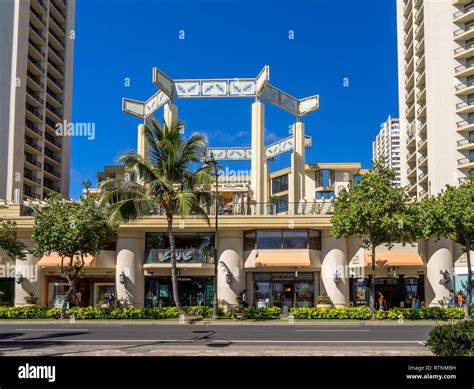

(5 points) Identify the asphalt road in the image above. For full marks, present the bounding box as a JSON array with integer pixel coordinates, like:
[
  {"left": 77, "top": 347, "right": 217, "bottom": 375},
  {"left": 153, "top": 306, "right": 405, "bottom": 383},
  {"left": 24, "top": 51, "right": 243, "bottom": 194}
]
[{"left": 0, "top": 323, "right": 434, "bottom": 347}]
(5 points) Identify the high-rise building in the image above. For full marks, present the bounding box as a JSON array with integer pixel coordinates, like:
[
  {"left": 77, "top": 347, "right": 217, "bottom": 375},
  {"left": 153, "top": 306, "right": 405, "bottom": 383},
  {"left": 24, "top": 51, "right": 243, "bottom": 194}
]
[
  {"left": 0, "top": 0, "right": 75, "bottom": 202},
  {"left": 372, "top": 116, "right": 401, "bottom": 186},
  {"left": 396, "top": 0, "right": 474, "bottom": 200}
]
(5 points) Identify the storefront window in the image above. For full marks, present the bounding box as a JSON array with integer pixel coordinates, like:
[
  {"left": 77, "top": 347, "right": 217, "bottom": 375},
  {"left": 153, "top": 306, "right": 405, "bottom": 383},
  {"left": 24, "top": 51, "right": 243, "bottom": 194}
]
[
  {"left": 48, "top": 282, "right": 69, "bottom": 308},
  {"left": 315, "top": 169, "right": 335, "bottom": 188},
  {"left": 245, "top": 230, "right": 321, "bottom": 250},
  {"left": 271, "top": 174, "right": 289, "bottom": 194},
  {"left": 404, "top": 278, "right": 418, "bottom": 307},
  {"left": 353, "top": 280, "right": 369, "bottom": 306},
  {"left": 94, "top": 283, "right": 116, "bottom": 307},
  {"left": 144, "top": 276, "right": 214, "bottom": 307},
  {"left": 253, "top": 272, "right": 314, "bottom": 309}
]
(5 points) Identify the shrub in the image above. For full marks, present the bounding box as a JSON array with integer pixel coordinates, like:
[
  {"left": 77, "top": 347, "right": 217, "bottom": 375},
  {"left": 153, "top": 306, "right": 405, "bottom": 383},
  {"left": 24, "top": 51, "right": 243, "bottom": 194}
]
[
  {"left": 375, "top": 309, "right": 386, "bottom": 320},
  {"left": 243, "top": 307, "right": 282, "bottom": 320},
  {"left": 426, "top": 320, "right": 474, "bottom": 356},
  {"left": 290, "top": 307, "right": 371, "bottom": 320}
]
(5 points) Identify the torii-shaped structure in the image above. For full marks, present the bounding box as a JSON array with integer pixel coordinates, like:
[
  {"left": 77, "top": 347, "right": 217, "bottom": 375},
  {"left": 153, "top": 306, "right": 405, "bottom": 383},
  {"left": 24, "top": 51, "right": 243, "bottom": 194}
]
[{"left": 122, "top": 66, "right": 320, "bottom": 205}]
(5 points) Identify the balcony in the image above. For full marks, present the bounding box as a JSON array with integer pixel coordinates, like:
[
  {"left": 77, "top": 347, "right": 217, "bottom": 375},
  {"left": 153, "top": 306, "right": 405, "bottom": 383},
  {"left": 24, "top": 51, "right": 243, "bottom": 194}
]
[
  {"left": 23, "top": 187, "right": 41, "bottom": 200},
  {"left": 453, "top": 7, "right": 474, "bottom": 23},
  {"left": 406, "top": 133, "right": 416, "bottom": 147},
  {"left": 49, "top": 14, "right": 66, "bottom": 35},
  {"left": 25, "top": 119, "right": 43, "bottom": 137},
  {"left": 455, "top": 81, "right": 474, "bottom": 95},
  {"left": 48, "top": 45, "right": 64, "bottom": 63},
  {"left": 454, "top": 23, "right": 474, "bottom": 41},
  {"left": 418, "top": 155, "right": 428, "bottom": 166},
  {"left": 417, "top": 104, "right": 427, "bottom": 118},
  {"left": 408, "top": 182, "right": 417, "bottom": 193},
  {"left": 144, "top": 248, "right": 215, "bottom": 266},
  {"left": 28, "top": 39, "right": 45, "bottom": 58},
  {"left": 404, "top": 41, "right": 414, "bottom": 59},
  {"left": 44, "top": 180, "right": 61, "bottom": 192},
  {"left": 406, "top": 101, "right": 416, "bottom": 117},
  {"left": 407, "top": 166, "right": 417, "bottom": 177},
  {"left": 44, "top": 149, "right": 61, "bottom": 164},
  {"left": 416, "top": 70, "right": 425, "bottom": 84},
  {"left": 24, "top": 154, "right": 42, "bottom": 169},
  {"left": 418, "top": 120, "right": 427, "bottom": 134},
  {"left": 407, "top": 150, "right": 417, "bottom": 162},
  {"left": 405, "top": 72, "right": 415, "bottom": 88},
  {"left": 419, "top": 189, "right": 428, "bottom": 199},
  {"left": 457, "top": 138, "right": 474, "bottom": 150},
  {"left": 26, "top": 86, "right": 44, "bottom": 105},
  {"left": 28, "top": 54, "right": 45, "bottom": 74},
  {"left": 418, "top": 136, "right": 427, "bottom": 150},
  {"left": 27, "top": 70, "right": 44, "bottom": 89},
  {"left": 415, "top": 20, "right": 424, "bottom": 39},
  {"left": 415, "top": 4, "right": 424, "bottom": 23},
  {"left": 29, "top": 23, "right": 46, "bottom": 43},
  {"left": 45, "top": 133, "right": 62, "bottom": 150},
  {"left": 404, "top": 10, "right": 413, "bottom": 31},
  {"left": 26, "top": 102, "right": 43, "bottom": 121},
  {"left": 415, "top": 54, "right": 425, "bottom": 70},
  {"left": 44, "top": 164, "right": 61, "bottom": 178},
  {"left": 47, "top": 87, "right": 63, "bottom": 105},
  {"left": 418, "top": 171, "right": 428, "bottom": 183},
  {"left": 416, "top": 85, "right": 426, "bottom": 99},
  {"left": 456, "top": 62, "right": 474, "bottom": 77},
  {"left": 415, "top": 38, "right": 424, "bottom": 54},
  {"left": 404, "top": 56, "right": 414, "bottom": 74},
  {"left": 30, "top": 7, "right": 46, "bottom": 28},
  {"left": 47, "top": 74, "right": 64, "bottom": 93},
  {"left": 456, "top": 100, "right": 474, "bottom": 114},
  {"left": 456, "top": 119, "right": 474, "bottom": 132},
  {"left": 24, "top": 171, "right": 41, "bottom": 185},
  {"left": 403, "top": 0, "right": 412, "bottom": 17},
  {"left": 25, "top": 136, "right": 42, "bottom": 153},
  {"left": 50, "top": 0, "right": 66, "bottom": 22},
  {"left": 46, "top": 102, "right": 62, "bottom": 120},
  {"left": 457, "top": 157, "right": 474, "bottom": 169},
  {"left": 454, "top": 0, "right": 473, "bottom": 5},
  {"left": 454, "top": 42, "right": 474, "bottom": 59},
  {"left": 48, "top": 60, "right": 64, "bottom": 79},
  {"left": 48, "top": 29, "right": 65, "bottom": 50}
]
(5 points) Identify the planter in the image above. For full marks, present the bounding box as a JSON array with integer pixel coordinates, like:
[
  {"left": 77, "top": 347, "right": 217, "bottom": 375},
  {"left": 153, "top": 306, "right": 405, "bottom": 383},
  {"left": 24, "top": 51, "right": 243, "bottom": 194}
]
[{"left": 24, "top": 297, "right": 38, "bottom": 305}]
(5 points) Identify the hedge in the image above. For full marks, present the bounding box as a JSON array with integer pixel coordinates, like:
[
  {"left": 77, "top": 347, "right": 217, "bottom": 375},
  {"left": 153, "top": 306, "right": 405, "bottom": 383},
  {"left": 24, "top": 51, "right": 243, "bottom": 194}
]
[
  {"left": 0, "top": 306, "right": 224, "bottom": 320},
  {"left": 290, "top": 307, "right": 470, "bottom": 320},
  {"left": 243, "top": 307, "right": 282, "bottom": 320},
  {"left": 426, "top": 320, "right": 474, "bottom": 356}
]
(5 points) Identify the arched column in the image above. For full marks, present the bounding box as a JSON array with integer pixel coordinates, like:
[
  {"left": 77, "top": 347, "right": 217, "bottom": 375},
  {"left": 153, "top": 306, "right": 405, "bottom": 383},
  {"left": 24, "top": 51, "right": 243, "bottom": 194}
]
[
  {"left": 251, "top": 101, "right": 265, "bottom": 209},
  {"left": 116, "top": 231, "right": 145, "bottom": 308},
  {"left": 164, "top": 102, "right": 178, "bottom": 128},
  {"left": 217, "top": 230, "right": 244, "bottom": 308},
  {"left": 321, "top": 233, "right": 349, "bottom": 307},
  {"left": 137, "top": 123, "right": 149, "bottom": 160},
  {"left": 14, "top": 237, "right": 43, "bottom": 306},
  {"left": 426, "top": 238, "right": 453, "bottom": 307}
]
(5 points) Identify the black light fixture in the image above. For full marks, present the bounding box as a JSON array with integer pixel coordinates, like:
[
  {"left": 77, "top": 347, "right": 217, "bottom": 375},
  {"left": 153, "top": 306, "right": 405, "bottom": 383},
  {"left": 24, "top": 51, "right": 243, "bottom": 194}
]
[
  {"left": 15, "top": 272, "right": 24, "bottom": 284},
  {"left": 119, "top": 271, "right": 127, "bottom": 284},
  {"left": 334, "top": 270, "right": 341, "bottom": 284},
  {"left": 226, "top": 271, "right": 232, "bottom": 284}
]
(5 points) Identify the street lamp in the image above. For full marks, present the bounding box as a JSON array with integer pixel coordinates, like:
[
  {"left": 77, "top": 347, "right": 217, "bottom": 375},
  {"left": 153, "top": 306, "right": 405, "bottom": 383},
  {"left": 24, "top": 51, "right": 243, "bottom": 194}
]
[{"left": 204, "top": 152, "right": 220, "bottom": 319}]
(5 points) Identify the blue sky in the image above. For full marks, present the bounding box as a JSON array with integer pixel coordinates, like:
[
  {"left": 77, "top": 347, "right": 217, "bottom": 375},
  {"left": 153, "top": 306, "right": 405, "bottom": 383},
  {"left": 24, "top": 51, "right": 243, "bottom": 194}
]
[{"left": 70, "top": 0, "right": 399, "bottom": 199}]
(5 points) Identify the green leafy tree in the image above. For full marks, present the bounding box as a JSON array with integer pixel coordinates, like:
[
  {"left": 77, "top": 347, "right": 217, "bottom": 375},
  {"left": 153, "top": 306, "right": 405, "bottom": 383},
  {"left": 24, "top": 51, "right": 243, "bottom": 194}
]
[
  {"left": 32, "top": 193, "right": 116, "bottom": 317},
  {"left": 0, "top": 220, "right": 26, "bottom": 260},
  {"left": 331, "top": 160, "right": 416, "bottom": 317},
  {"left": 99, "top": 118, "right": 212, "bottom": 315},
  {"left": 418, "top": 178, "right": 474, "bottom": 318}
]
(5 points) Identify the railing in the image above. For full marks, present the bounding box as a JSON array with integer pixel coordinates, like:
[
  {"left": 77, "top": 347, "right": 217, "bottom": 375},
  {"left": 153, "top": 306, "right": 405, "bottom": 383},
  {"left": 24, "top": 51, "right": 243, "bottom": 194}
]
[
  {"left": 45, "top": 133, "right": 62, "bottom": 149},
  {"left": 26, "top": 119, "right": 43, "bottom": 136},
  {"left": 144, "top": 248, "right": 215, "bottom": 265},
  {"left": 45, "top": 117, "right": 58, "bottom": 129},
  {"left": 47, "top": 87, "right": 63, "bottom": 104},
  {"left": 27, "top": 70, "right": 44, "bottom": 88},
  {"left": 48, "top": 59, "right": 64, "bottom": 76},
  {"left": 28, "top": 39, "right": 45, "bottom": 57},
  {"left": 418, "top": 171, "right": 427, "bottom": 181},
  {"left": 456, "top": 101, "right": 473, "bottom": 110},
  {"left": 458, "top": 157, "right": 472, "bottom": 165},
  {"left": 26, "top": 103, "right": 43, "bottom": 120},
  {"left": 419, "top": 189, "right": 426, "bottom": 197},
  {"left": 24, "top": 171, "right": 41, "bottom": 185},
  {"left": 25, "top": 136, "right": 42, "bottom": 152},
  {"left": 416, "top": 87, "right": 425, "bottom": 98},
  {"left": 407, "top": 150, "right": 417, "bottom": 160},
  {"left": 45, "top": 149, "right": 61, "bottom": 163},
  {"left": 418, "top": 155, "right": 428, "bottom": 164},
  {"left": 47, "top": 73, "right": 64, "bottom": 90},
  {"left": 418, "top": 137, "right": 427, "bottom": 147},
  {"left": 49, "top": 28, "right": 65, "bottom": 48},
  {"left": 44, "top": 180, "right": 61, "bottom": 192},
  {"left": 457, "top": 138, "right": 471, "bottom": 146},
  {"left": 44, "top": 164, "right": 61, "bottom": 178},
  {"left": 150, "top": 201, "right": 335, "bottom": 217},
  {"left": 29, "top": 23, "right": 46, "bottom": 42},
  {"left": 46, "top": 102, "right": 62, "bottom": 118},
  {"left": 50, "top": 14, "right": 65, "bottom": 33},
  {"left": 407, "top": 166, "right": 417, "bottom": 176},
  {"left": 24, "top": 154, "right": 41, "bottom": 168},
  {"left": 31, "top": 7, "right": 46, "bottom": 27},
  {"left": 28, "top": 54, "right": 45, "bottom": 73},
  {"left": 49, "top": 44, "right": 64, "bottom": 62},
  {"left": 51, "top": 0, "right": 66, "bottom": 19},
  {"left": 37, "top": 0, "right": 48, "bottom": 12},
  {"left": 26, "top": 86, "right": 44, "bottom": 104},
  {"left": 23, "top": 187, "right": 41, "bottom": 199},
  {"left": 406, "top": 134, "right": 415, "bottom": 144}
]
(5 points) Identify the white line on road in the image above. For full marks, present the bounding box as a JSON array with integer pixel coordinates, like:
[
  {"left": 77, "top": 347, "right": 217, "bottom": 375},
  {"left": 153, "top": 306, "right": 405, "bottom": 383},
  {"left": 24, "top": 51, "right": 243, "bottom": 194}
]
[
  {"left": 15, "top": 329, "right": 89, "bottom": 331},
  {"left": 295, "top": 329, "right": 370, "bottom": 332}
]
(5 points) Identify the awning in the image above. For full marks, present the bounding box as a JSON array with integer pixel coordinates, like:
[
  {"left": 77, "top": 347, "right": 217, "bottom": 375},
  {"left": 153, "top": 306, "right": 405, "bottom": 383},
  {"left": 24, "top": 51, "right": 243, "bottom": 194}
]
[
  {"left": 37, "top": 253, "right": 96, "bottom": 268},
  {"left": 364, "top": 252, "right": 423, "bottom": 267},
  {"left": 254, "top": 250, "right": 311, "bottom": 267}
]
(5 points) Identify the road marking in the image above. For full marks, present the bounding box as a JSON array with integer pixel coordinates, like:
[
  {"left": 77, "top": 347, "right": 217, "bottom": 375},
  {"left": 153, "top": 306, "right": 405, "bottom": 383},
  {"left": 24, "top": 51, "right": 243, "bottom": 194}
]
[
  {"left": 229, "top": 340, "right": 426, "bottom": 344},
  {"left": 15, "top": 328, "right": 89, "bottom": 331},
  {"left": 295, "top": 329, "right": 370, "bottom": 332}
]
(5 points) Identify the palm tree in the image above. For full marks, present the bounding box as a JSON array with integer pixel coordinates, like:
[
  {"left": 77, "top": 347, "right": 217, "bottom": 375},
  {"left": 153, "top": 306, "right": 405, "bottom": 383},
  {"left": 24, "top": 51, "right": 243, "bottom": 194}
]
[{"left": 99, "top": 118, "right": 212, "bottom": 315}]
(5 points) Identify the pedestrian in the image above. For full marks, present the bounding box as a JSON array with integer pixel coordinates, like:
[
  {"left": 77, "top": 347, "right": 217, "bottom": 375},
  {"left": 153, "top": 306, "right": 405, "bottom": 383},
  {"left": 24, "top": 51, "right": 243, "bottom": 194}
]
[
  {"left": 448, "top": 290, "right": 455, "bottom": 307},
  {"left": 457, "top": 291, "right": 464, "bottom": 307},
  {"left": 411, "top": 294, "right": 416, "bottom": 308},
  {"left": 377, "top": 291, "right": 385, "bottom": 310},
  {"left": 414, "top": 294, "right": 421, "bottom": 310},
  {"left": 105, "top": 290, "right": 114, "bottom": 309}
]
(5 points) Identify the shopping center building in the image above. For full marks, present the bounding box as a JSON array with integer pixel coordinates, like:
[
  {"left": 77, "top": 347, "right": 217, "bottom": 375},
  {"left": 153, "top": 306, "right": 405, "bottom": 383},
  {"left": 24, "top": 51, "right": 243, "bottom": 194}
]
[{"left": 0, "top": 66, "right": 471, "bottom": 311}]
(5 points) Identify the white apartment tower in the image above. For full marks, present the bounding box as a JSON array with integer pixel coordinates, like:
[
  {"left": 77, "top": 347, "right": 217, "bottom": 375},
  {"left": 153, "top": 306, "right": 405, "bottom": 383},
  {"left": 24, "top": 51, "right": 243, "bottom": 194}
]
[
  {"left": 0, "top": 0, "right": 75, "bottom": 201},
  {"left": 397, "top": 0, "right": 474, "bottom": 200},
  {"left": 372, "top": 116, "right": 401, "bottom": 186}
]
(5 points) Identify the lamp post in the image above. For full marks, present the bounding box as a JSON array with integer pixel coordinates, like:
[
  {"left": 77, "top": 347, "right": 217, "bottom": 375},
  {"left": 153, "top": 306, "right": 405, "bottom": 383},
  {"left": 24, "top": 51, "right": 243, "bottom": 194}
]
[{"left": 204, "top": 152, "right": 220, "bottom": 319}]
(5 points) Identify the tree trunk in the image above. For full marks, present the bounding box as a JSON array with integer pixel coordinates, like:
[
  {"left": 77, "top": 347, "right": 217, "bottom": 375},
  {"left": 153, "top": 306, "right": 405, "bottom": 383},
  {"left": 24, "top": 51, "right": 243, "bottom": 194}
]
[
  {"left": 465, "top": 237, "right": 472, "bottom": 319},
  {"left": 167, "top": 214, "right": 184, "bottom": 316},
  {"left": 370, "top": 245, "right": 376, "bottom": 320},
  {"left": 61, "top": 276, "right": 77, "bottom": 319}
]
